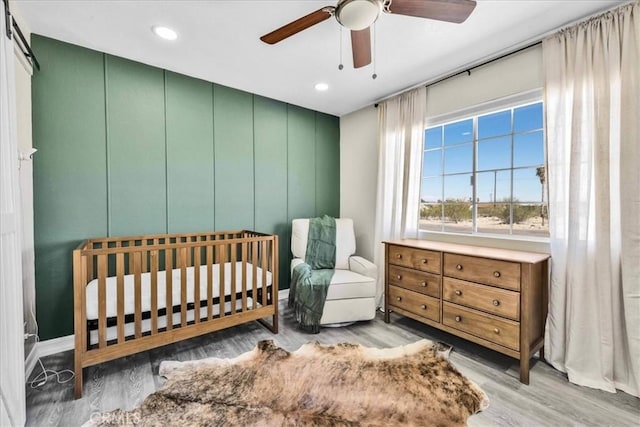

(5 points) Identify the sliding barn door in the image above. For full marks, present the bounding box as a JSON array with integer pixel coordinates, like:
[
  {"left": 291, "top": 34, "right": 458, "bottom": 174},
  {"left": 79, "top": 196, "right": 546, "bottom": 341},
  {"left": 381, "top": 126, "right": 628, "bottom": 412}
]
[{"left": 0, "top": 1, "right": 27, "bottom": 424}]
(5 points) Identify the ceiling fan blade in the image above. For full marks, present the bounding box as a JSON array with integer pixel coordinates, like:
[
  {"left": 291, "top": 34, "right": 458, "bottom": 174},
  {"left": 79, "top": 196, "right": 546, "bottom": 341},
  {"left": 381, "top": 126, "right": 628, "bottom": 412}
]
[
  {"left": 351, "top": 27, "right": 372, "bottom": 69},
  {"left": 260, "top": 7, "right": 334, "bottom": 44},
  {"left": 386, "top": 0, "right": 476, "bottom": 24}
]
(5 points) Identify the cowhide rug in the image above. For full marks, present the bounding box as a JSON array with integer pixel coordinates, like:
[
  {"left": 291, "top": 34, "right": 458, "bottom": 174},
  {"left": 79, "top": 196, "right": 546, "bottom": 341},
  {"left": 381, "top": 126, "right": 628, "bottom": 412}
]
[{"left": 87, "top": 339, "right": 489, "bottom": 426}]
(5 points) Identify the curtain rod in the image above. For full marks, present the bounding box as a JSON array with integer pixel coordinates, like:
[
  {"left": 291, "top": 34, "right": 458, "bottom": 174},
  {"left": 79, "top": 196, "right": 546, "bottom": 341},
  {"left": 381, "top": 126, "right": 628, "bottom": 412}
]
[{"left": 3, "top": 0, "right": 40, "bottom": 70}]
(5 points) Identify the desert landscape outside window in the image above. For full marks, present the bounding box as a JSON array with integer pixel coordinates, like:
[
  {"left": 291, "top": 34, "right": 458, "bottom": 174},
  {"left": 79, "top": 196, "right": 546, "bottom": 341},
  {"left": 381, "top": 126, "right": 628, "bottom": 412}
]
[{"left": 420, "top": 101, "right": 548, "bottom": 238}]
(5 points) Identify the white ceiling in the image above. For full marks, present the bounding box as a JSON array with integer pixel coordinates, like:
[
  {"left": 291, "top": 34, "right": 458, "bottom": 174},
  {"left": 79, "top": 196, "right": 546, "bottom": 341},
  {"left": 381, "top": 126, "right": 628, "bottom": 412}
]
[{"left": 15, "top": 0, "right": 623, "bottom": 116}]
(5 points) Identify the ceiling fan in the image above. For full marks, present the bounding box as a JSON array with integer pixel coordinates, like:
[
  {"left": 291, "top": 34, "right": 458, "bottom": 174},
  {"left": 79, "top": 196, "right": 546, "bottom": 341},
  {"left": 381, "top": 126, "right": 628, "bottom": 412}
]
[{"left": 260, "top": 0, "right": 477, "bottom": 69}]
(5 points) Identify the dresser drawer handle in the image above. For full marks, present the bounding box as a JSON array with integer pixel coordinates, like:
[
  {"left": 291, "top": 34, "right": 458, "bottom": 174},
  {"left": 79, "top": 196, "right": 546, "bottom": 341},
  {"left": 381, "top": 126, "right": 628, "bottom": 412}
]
[
  {"left": 494, "top": 328, "right": 500, "bottom": 334},
  {"left": 421, "top": 281, "right": 427, "bottom": 287},
  {"left": 456, "top": 264, "right": 463, "bottom": 271},
  {"left": 396, "top": 296, "right": 402, "bottom": 302},
  {"left": 421, "top": 304, "right": 427, "bottom": 310},
  {"left": 493, "top": 271, "right": 501, "bottom": 278},
  {"left": 396, "top": 254, "right": 402, "bottom": 259},
  {"left": 396, "top": 275, "right": 402, "bottom": 280},
  {"left": 455, "top": 290, "right": 462, "bottom": 296},
  {"left": 422, "top": 259, "right": 428, "bottom": 264},
  {"left": 455, "top": 315, "right": 462, "bottom": 322},
  {"left": 493, "top": 299, "right": 500, "bottom": 306}
]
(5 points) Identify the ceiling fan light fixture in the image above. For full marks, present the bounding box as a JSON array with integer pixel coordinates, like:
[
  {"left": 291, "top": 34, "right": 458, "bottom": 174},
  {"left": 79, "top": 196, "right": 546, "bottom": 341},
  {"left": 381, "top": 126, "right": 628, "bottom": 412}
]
[{"left": 335, "top": 0, "right": 382, "bottom": 31}]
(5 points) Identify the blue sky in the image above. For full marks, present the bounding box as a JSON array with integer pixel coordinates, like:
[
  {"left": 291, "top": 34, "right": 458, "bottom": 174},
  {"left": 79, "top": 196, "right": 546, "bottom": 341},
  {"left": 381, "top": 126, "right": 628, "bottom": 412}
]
[{"left": 421, "top": 102, "right": 545, "bottom": 204}]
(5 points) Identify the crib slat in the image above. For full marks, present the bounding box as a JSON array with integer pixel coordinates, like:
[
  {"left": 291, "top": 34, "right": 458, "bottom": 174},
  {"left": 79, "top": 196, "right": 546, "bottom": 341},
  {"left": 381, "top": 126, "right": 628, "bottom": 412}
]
[
  {"left": 80, "top": 255, "right": 88, "bottom": 347},
  {"left": 141, "top": 247, "right": 148, "bottom": 273},
  {"left": 165, "top": 249, "right": 173, "bottom": 331},
  {"left": 186, "top": 240, "right": 193, "bottom": 267},
  {"left": 116, "top": 253, "right": 125, "bottom": 344},
  {"left": 252, "top": 242, "right": 258, "bottom": 310},
  {"left": 86, "top": 254, "right": 94, "bottom": 282},
  {"left": 128, "top": 241, "right": 135, "bottom": 274},
  {"left": 97, "top": 254, "right": 107, "bottom": 349},
  {"left": 193, "top": 246, "right": 201, "bottom": 324},
  {"left": 218, "top": 244, "right": 226, "bottom": 318},
  {"left": 241, "top": 242, "right": 247, "bottom": 312},
  {"left": 230, "top": 243, "right": 237, "bottom": 315},
  {"left": 207, "top": 245, "right": 213, "bottom": 320},
  {"left": 73, "top": 251, "right": 87, "bottom": 398},
  {"left": 273, "top": 236, "right": 279, "bottom": 309},
  {"left": 262, "top": 240, "right": 268, "bottom": 307},
  {"left": 150, "top": 250, "right": 159, "bottom": 334},
  {"left": 179, "top": 247, "right": 187, "bottom": 327},
  {"left": 114, "top": 240, "right": 121, "bottom": 280},
  {"left": 78, "top": 253, "right": 87, "bottom": 349},
  {"left": 133, "top": 252, "right": 142, "bottom": 339}
]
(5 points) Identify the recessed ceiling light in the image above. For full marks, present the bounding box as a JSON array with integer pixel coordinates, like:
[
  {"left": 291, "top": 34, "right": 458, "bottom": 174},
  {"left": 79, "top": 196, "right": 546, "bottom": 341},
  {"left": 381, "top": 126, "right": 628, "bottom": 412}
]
[
  {"left": 315, "top": 83, "right": 329, "bottom": 92},
  {"left": 152, "top": 26, "right": 178, "bottom": 41}
]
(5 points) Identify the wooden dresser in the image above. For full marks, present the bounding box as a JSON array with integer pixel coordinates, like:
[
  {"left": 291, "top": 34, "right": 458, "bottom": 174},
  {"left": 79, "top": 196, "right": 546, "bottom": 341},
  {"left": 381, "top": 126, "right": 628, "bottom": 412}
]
[{"left": 384, "top": 239, "right": 549, "bottom": 384}]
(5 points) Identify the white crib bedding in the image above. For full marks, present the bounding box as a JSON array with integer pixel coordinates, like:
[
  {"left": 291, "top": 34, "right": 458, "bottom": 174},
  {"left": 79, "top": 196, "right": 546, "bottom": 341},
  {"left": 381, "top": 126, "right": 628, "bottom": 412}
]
[{"left": 85, "top": 261, "right": 272, "bottom": 321}]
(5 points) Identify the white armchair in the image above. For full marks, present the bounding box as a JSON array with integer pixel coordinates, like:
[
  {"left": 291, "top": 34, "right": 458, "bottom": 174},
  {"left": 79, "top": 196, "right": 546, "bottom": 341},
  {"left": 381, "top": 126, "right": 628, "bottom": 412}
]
[{"left": 291, "top": 218, "right": 377, "bottom": 325}]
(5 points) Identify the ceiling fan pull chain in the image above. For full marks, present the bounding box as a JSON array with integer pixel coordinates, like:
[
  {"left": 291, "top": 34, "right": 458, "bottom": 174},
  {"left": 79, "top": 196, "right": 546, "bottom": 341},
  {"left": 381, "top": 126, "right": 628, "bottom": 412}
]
[
  {"left": 338, "top": 26, "right": 344, "bottom": 70},
  {"left": 372, "top": 22, "right": 378, "bottom": 80}
]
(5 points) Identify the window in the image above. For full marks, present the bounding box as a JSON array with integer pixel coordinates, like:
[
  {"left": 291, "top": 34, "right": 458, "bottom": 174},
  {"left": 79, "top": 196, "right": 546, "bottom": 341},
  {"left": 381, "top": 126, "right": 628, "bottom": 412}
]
[{"left": 420, "top": 100, "right": 548, "bottom": 238}]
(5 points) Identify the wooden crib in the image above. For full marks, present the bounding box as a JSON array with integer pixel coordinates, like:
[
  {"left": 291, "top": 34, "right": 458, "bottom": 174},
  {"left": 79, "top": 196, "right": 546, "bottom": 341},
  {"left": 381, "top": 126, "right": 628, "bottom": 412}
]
[{"left": 72, "top": 230, "right": 279, "bottom": 398}]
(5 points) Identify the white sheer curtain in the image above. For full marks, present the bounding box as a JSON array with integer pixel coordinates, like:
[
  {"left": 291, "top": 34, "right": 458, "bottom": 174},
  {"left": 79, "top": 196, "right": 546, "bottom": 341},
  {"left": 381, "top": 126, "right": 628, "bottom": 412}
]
[
  {"left": 543, "top": 2, "right": 639, "bottom": 397},
  {"left": 0, "top": 0, "right": 27, "bottom": 424},
  {"left": 373, "top": 87, "right": 426, "bottom": 305}
]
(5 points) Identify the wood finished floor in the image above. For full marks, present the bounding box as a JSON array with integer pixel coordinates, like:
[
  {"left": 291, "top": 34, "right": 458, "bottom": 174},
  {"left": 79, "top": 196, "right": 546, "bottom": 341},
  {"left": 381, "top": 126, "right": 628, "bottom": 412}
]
[{"left": 26, "top": 300, "right": 639, "bottom": 426}]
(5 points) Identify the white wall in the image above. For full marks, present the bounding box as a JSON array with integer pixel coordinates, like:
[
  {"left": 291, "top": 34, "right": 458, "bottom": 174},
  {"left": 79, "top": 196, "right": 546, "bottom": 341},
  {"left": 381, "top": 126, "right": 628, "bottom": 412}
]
[
  {"left": 340, "top": 106, "right": 378, "bottom": 261},
  {"left": 426, "top": 46, "right": 543, "bottom": 117},
  {"left": 340, "top": 46, "right": 549, "bottom": 257}
]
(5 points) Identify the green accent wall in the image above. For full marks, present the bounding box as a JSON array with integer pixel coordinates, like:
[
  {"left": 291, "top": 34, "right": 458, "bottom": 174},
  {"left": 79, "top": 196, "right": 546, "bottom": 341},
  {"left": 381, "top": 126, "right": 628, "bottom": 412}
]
[
  {"left": 287, "top": 105, "right": 317, "bottom": 221},
  {"left": 31, "top": 35, "right": 340, "bottom": 340},
  {"left": 106, "top": 55, "right": 167, "bottom": 236},
  {"left": 165, "top": 72, "right": 215, "bottom": 233},
  {"left": 316, "top": 112, "right": 341, "bottom": 218},
  {"left": 213, "top": 85, "right": 255, "bottom": 231},
  {"left": 32, "top": 36, "right": 109, "bottom": 340},
  {"left": 254, "top": 96, "right": 289, "bottom": 288}
]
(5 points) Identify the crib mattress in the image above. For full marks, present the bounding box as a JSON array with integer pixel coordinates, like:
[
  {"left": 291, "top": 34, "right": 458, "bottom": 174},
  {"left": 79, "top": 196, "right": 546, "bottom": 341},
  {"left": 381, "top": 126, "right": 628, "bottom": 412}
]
[{"left": 85, "top": 262, "right": 272, "bottom": 320}]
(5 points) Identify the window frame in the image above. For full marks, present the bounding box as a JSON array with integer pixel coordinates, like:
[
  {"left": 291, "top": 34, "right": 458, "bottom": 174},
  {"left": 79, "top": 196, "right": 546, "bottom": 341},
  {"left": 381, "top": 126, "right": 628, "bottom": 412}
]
[{"left": 419, "top": 89, "right": 549, "bottom": 242}]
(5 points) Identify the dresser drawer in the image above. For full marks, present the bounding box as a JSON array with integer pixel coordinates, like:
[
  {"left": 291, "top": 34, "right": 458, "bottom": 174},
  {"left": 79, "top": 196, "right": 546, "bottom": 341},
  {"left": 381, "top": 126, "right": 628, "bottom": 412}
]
[
  {"left": 388, "top": 245, "right": 441, "bottom": 274},
  {"left": 389, "top": 286, "right": 440, "bottom": 322},
  {"left": 444, "top": 253, "right": 520, "bottom": 291},
  {"left": 443, "top": 302, "right": 520, "bottom": 351},
  {"left": 443, "top": 277, "right": 520, "bottom": 320},
  {"left": 388, "top": 265, "right": 441, "bottom": 298}
]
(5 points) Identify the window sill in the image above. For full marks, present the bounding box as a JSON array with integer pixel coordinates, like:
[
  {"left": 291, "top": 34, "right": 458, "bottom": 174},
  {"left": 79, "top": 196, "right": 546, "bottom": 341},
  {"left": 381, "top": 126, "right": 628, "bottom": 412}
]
[{"left": 417, "top": 230, "right": 550, "bottom": 253}]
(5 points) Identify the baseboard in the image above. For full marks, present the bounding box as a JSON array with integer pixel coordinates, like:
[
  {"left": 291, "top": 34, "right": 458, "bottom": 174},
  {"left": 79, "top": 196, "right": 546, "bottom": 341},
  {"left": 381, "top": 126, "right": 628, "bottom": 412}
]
[
  {"left": 278, "top": 289, "right": 289, "bottom": 301},
  {"left": 25, "top": 346, "right": 38, "bottom": 379},
  {"left": 38, "top": 334, "right": 74, "bottom": 358}
]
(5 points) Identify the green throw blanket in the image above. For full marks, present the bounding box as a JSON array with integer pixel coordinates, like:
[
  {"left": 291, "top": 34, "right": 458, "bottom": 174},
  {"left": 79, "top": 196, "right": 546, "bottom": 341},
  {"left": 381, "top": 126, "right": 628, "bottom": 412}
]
[{"left": 288, "top": 215, "right": 336, "bottom": 333}]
